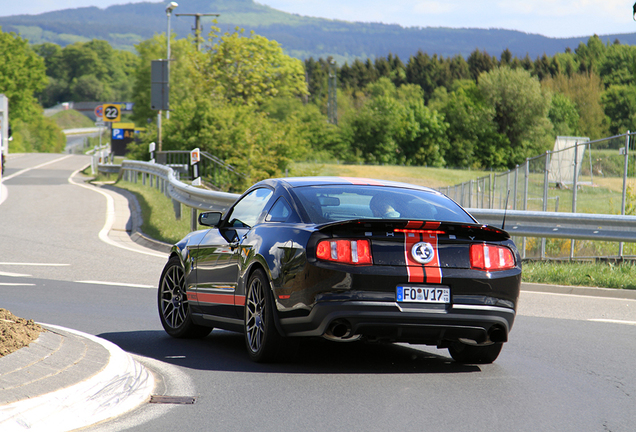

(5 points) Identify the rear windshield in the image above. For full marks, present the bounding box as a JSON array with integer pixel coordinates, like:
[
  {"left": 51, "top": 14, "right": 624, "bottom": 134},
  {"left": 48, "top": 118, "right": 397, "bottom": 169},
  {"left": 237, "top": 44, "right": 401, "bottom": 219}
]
[{"left": 294, "top": 185, "right": 475, "bottom": 224}]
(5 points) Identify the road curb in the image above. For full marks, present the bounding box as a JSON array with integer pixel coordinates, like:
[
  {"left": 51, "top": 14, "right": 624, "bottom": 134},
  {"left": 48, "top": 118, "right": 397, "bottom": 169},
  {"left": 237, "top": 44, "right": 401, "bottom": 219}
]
[{"left": 0, "top": 325, "right": 155, "bottom": 432}]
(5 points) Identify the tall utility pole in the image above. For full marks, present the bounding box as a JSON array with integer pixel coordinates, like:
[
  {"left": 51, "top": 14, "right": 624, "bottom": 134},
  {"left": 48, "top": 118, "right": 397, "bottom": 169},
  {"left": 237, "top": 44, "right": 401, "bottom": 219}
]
[
  {"left": 175, "top": 13, "right": 220, "bottom": 51},
  {"left": 328, "top": 59, "right": 338, "bottom": 125},
  {"left": 165, "top": 2, "right": 178, "bottom": 121}
]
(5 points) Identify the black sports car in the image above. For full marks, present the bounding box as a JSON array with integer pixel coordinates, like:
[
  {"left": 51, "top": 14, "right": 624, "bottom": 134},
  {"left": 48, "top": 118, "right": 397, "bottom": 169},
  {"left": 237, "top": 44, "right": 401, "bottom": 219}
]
[{"left": 158, "top": 177, "right": 521, "bottom": 363}]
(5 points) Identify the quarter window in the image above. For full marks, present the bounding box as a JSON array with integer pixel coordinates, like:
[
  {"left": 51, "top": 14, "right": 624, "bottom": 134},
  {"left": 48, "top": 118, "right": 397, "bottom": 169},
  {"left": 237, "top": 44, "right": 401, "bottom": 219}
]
[{"left": 266, "top": 197, "right": 292, "bottom": 222}]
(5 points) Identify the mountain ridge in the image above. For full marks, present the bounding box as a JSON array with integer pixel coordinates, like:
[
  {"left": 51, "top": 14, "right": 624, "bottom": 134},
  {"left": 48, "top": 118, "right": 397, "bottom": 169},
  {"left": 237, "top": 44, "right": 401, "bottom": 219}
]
[{"left": 1, "top": 0, "right": 635, "bottom": 62}]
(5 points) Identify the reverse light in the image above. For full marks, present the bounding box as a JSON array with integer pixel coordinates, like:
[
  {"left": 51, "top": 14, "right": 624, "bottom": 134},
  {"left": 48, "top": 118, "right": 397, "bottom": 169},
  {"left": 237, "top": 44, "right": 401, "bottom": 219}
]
[
  {"left": 470, "top": 243, "right": 515, "bottom": 271},
  {"left": 316, "top": 239, "right": 372, "bottom": 265}
]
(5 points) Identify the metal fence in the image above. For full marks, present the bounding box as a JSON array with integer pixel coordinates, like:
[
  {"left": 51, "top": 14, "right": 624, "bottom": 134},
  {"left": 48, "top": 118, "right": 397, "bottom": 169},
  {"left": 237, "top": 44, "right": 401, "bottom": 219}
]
[
  {"left": 156, "top": 150, "right": 247, "bottom": 192},
  {"left": 439, "top": 132, "right": 636, "bottom": 260}
]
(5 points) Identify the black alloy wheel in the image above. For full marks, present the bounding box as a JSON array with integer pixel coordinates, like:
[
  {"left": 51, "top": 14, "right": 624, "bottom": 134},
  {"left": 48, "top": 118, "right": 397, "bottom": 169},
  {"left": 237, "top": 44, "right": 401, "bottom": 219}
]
[
  {"left": 244, "top": 269, "right": 286, "bottom": 362},
  {"left": 158, "top": 256, "right": 211, "bottom": 339},
  {"left": 448, "top": 341, "right": 503, "bottom": 364}
]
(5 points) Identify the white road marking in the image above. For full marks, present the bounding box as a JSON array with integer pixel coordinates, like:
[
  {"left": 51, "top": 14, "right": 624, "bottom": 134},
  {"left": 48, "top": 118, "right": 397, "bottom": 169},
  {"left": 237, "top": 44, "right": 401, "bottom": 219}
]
[
  {"left": 67, "top": 166, "right": 167, "bottom": 259},
  {"left": 0, "top": 283, "right": 36, "bottom": 286},
  {"left": 521, "top": 290, "right": 636, "bottom": 302},
  {"left": 0, "top": 262, "right": 69, "bottom": 266},
  {"left": 75, "top": 280, "right": 155, "bottom": 289},
  {"left": 0, "top": 271, "right": 32, "bottom": 277},
  {"left": 2, "top": 155, "right": 74, "bottom": 182},
  {"left": 588, "top": 319, "right": 636, "bottom": 326}
]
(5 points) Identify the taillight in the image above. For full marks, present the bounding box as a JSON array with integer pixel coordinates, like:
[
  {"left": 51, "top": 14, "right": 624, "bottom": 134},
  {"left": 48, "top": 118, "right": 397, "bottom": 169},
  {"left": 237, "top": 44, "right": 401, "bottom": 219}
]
[
  {"left": 316, "top": 239, "right": 372, "bottom": 265},
  {"left": 470, "top": 244, "right": 515, "bottom": 271}
]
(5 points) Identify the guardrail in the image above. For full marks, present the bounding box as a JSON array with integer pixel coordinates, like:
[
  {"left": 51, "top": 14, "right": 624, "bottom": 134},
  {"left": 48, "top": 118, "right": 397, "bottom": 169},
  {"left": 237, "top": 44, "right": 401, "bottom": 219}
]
[
  {"left": 115, "top": 160, "right": 636, "bottom": 258},
  {"left": 468, "top": 209, "right": 636, "bottom": 242},
  {"left": 117, "top": 160, "right": 239, "bottom": 231}
]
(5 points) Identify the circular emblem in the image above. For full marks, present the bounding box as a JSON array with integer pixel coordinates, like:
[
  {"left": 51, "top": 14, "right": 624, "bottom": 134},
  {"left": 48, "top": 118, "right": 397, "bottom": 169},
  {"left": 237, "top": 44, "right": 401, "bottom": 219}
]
[{"left": 411, "top": 242, "right": 435, "bottom": 264}]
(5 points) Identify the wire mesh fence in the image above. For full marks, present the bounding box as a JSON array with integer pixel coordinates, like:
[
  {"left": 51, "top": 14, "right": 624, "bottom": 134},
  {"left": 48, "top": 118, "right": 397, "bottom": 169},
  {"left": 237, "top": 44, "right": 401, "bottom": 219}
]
[{"left": 438, "top": 132, "right": 636, "bottom": 260}]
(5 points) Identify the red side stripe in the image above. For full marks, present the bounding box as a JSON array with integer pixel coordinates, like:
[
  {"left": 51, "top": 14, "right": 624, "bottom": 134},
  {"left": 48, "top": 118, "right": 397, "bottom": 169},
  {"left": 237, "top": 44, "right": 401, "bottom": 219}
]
[
  {"left": 196, "top": 293, "right": 235, "bottom": 305},
  {"left": 234, "top": 295, "right": 246, "bottom": 306}
]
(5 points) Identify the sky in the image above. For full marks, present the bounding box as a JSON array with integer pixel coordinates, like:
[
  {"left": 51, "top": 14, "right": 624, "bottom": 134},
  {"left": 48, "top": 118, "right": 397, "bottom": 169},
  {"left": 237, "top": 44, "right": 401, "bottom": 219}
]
[{"left": 2, "top": 0, "right": 636, "bottom": 39}]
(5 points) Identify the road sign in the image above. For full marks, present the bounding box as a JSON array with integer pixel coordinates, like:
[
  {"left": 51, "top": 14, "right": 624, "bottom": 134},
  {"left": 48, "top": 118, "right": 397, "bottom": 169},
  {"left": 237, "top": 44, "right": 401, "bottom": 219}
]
[
  {"left": 191, "top": 148, "right": 201, "bottom": 165},
  {"left": 112, "top": 129, "right": 125, "bottom": 140},
  {"left": 103, "top": 104, "right": 121, "bottom": 122},
  {"left": 94, "top": 105, "right": 103, "bottom": 120}
]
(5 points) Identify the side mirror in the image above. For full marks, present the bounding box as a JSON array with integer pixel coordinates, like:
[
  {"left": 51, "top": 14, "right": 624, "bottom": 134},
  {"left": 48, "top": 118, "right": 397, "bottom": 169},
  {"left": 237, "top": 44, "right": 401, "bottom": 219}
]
[{"left": 198, "top": 211, "right": 222, "bottom": 227}]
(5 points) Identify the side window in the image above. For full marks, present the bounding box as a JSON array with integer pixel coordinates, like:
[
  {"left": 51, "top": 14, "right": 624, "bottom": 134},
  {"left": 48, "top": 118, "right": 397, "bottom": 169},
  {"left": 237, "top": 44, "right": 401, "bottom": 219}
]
[
  {"left": 227, "top": 188, "right": 274, "bottom": 228},
  {"left": 266, "top": 197, "right": 292, "bottom": 222}
]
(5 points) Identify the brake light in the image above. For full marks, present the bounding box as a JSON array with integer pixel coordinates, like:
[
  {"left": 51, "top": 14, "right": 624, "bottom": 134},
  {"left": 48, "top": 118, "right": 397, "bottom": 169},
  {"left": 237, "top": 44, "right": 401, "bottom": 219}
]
[
  {"left": 316, "top": 239, "right": 372, "bottom": 265},
  {"left": 470, "top": 244, "right": 515, "bottom": 271}
]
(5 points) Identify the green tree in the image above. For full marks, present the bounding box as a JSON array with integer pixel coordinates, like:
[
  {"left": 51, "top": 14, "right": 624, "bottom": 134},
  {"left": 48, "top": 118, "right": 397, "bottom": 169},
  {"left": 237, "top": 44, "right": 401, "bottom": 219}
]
[
  {"left": 601, "top": 84, "right": 636, "bottom": 135},
  {"left": 430, "top": 80, "right": 509, "bottom": 169},
  {"left": 575, "top": 35, "right": 607, "bottom": 76},
  {"left": 478, "top": 67, "right": 553, "bottom": 165},
  {"left": 193, "top": 27, "right": 308, "bottom": 106},
  {"left": 131, "top": 34, "right": 198, "bottom": 125},
  {"left": 548, "top": 92, "right": 581, "bottom": 136},
  {"left": 598, "top": 43, "right": 636, "bottom": 88},
  {"left": 467, "top": 49, "right": 497, "bottom": 81},
  {"left": 0, "top": 28, "right": 48, "bottom": 121},
  {"left": 0, "top": 28, "right": 64, "bottom": 153},
  {"left": 542, "top": 73, "right": 608, "bottom": 139}
]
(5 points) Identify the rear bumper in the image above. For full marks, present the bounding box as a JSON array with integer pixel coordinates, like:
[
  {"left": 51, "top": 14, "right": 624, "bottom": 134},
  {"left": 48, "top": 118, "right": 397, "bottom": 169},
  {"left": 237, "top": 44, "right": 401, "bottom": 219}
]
[{"left": 279, "top": 300, "right": 515, "bottom": 345}]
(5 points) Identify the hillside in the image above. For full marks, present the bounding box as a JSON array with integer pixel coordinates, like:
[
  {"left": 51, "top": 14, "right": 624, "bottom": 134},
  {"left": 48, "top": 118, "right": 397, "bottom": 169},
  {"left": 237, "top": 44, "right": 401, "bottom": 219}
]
[{"left": 1, "top": 0, "right": 635, "bottom": 63}]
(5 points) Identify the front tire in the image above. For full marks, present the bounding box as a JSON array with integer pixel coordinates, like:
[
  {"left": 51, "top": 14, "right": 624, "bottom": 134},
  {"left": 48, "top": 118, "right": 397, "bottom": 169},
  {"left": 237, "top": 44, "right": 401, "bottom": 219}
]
[
  {"left": 244, "top": 269, "right": 287, "bottom": 363},
  {"left": 158, "top": 256, "right": 211, "bottom": 339},
  {"left": 448, "top": 342, "right": 503, "bottom": 364}
]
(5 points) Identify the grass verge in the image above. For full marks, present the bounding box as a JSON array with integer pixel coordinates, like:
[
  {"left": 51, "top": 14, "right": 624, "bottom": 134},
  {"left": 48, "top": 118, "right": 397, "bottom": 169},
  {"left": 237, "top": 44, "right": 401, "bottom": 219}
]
[
  {"left": 98, "top": 176, "right": 191, "bottom": 245},
  {"left": 522, "top": 260, "right": 636, "bottom": 290}
]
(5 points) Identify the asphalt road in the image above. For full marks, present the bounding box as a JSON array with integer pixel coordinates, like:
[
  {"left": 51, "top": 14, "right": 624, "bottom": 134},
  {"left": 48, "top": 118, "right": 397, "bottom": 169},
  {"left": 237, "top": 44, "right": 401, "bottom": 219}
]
[{"left": 1, "top": 153, "right": 635, "bottom": 432}]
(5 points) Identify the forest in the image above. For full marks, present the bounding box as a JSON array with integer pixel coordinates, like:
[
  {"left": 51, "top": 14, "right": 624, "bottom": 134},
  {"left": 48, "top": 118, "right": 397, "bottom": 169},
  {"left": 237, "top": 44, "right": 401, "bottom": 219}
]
[{"left": 2, "top": 25, "right": 636, "bottom": 188}]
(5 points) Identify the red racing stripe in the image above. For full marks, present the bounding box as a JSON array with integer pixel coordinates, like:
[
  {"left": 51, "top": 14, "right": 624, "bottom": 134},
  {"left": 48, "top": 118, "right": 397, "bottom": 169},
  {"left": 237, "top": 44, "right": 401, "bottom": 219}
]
[
  {"left": 404, "top": 232, "right": 424, "bottom": 283},
  {"left": 423, "top": 231, "right": 442, "bottom": 284}
]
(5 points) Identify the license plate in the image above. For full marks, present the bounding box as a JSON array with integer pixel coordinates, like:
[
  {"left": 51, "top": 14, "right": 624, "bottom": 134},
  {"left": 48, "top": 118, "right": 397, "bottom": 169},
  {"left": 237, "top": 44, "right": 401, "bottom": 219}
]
[{"left": 397, "top": 286, "right": 450, "bottom": 303}]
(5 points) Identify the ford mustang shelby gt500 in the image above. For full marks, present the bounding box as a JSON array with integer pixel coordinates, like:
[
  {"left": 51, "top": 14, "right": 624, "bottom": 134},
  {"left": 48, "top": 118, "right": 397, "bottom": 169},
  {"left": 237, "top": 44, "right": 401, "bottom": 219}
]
[{"left": 158, "top": 177, "right": 521, "bottom": 363}]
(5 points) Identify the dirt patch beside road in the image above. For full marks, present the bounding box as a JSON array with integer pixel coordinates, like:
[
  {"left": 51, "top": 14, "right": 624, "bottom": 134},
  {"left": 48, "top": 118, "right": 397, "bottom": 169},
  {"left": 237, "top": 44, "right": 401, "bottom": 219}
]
[{"left": 0, "top": 309, "right": 43, "bottom": 357}]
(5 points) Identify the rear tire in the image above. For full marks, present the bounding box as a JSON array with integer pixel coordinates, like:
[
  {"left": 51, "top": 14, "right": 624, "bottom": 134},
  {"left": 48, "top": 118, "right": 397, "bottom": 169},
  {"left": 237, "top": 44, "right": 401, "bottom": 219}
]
[
  {"left": 448, "top": 342, "right": 503, "bottom": 364},
  {"left": 244, "top": 269, "right": 291, "bottom": 363},
  {"left": 158, "top": 256, "right": 212, "bottom": 339}
]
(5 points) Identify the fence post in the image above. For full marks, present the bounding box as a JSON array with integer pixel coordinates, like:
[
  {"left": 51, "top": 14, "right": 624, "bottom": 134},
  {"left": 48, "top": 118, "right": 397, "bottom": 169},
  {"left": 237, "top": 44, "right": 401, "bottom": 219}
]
[
  {"left": 513, "top": 165, "right": 518, "bottom": 210},
  {"left": 172, "top": 199, "right": 181, "bottom": 220},
  {"left": 492, "top": 173, "right": 497, "bottom": 209},
  {"left": 570, "top": 142, "right": 579, "bottom": 260},
  {"left": 620, "top": 131, "right": 630, "bottom": 257},
  {"left": 541, "top": 151, "right": 550, "bottom": 259},
  {"left": 191, "top": 208, "right": 198, "bottom": 232}
]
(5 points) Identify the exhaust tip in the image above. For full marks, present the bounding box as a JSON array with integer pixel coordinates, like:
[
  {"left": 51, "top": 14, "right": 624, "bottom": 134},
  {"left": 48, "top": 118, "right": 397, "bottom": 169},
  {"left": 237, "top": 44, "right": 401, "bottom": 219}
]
[
  {"left": 323, "top": 319, "right": 361, "bottom": 342},
  {"left": 488, "top": 325, "right": 508, "bottom": 343}
]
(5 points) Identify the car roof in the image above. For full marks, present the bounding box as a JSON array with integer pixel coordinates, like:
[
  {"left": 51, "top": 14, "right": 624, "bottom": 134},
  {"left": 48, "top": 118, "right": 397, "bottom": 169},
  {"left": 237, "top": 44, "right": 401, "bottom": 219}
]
[{"left": 256, "top": 176, "right": 439, "bottom": 193}]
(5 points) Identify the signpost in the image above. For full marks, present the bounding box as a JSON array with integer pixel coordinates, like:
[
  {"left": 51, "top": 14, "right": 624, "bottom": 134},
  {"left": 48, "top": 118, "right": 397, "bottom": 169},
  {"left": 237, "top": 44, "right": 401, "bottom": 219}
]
[
  {"left": 191, "top": 148, "right": 202, "bottom": 186},
  {"left": 111, "top": 122, "right": 135, "bottom": 156},
  {"left": 94, "top": 105, "right": 103, "bottom": 121},
  {"left": 103, "top": 104, "right": 121, "bottom": 122}
]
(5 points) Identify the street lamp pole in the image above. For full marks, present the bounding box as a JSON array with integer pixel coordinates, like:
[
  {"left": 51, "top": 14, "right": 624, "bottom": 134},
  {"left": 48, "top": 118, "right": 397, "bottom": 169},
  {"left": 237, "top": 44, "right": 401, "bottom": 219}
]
[{"left": 165, "top": 2, "right": 178, "bottom": 120}]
